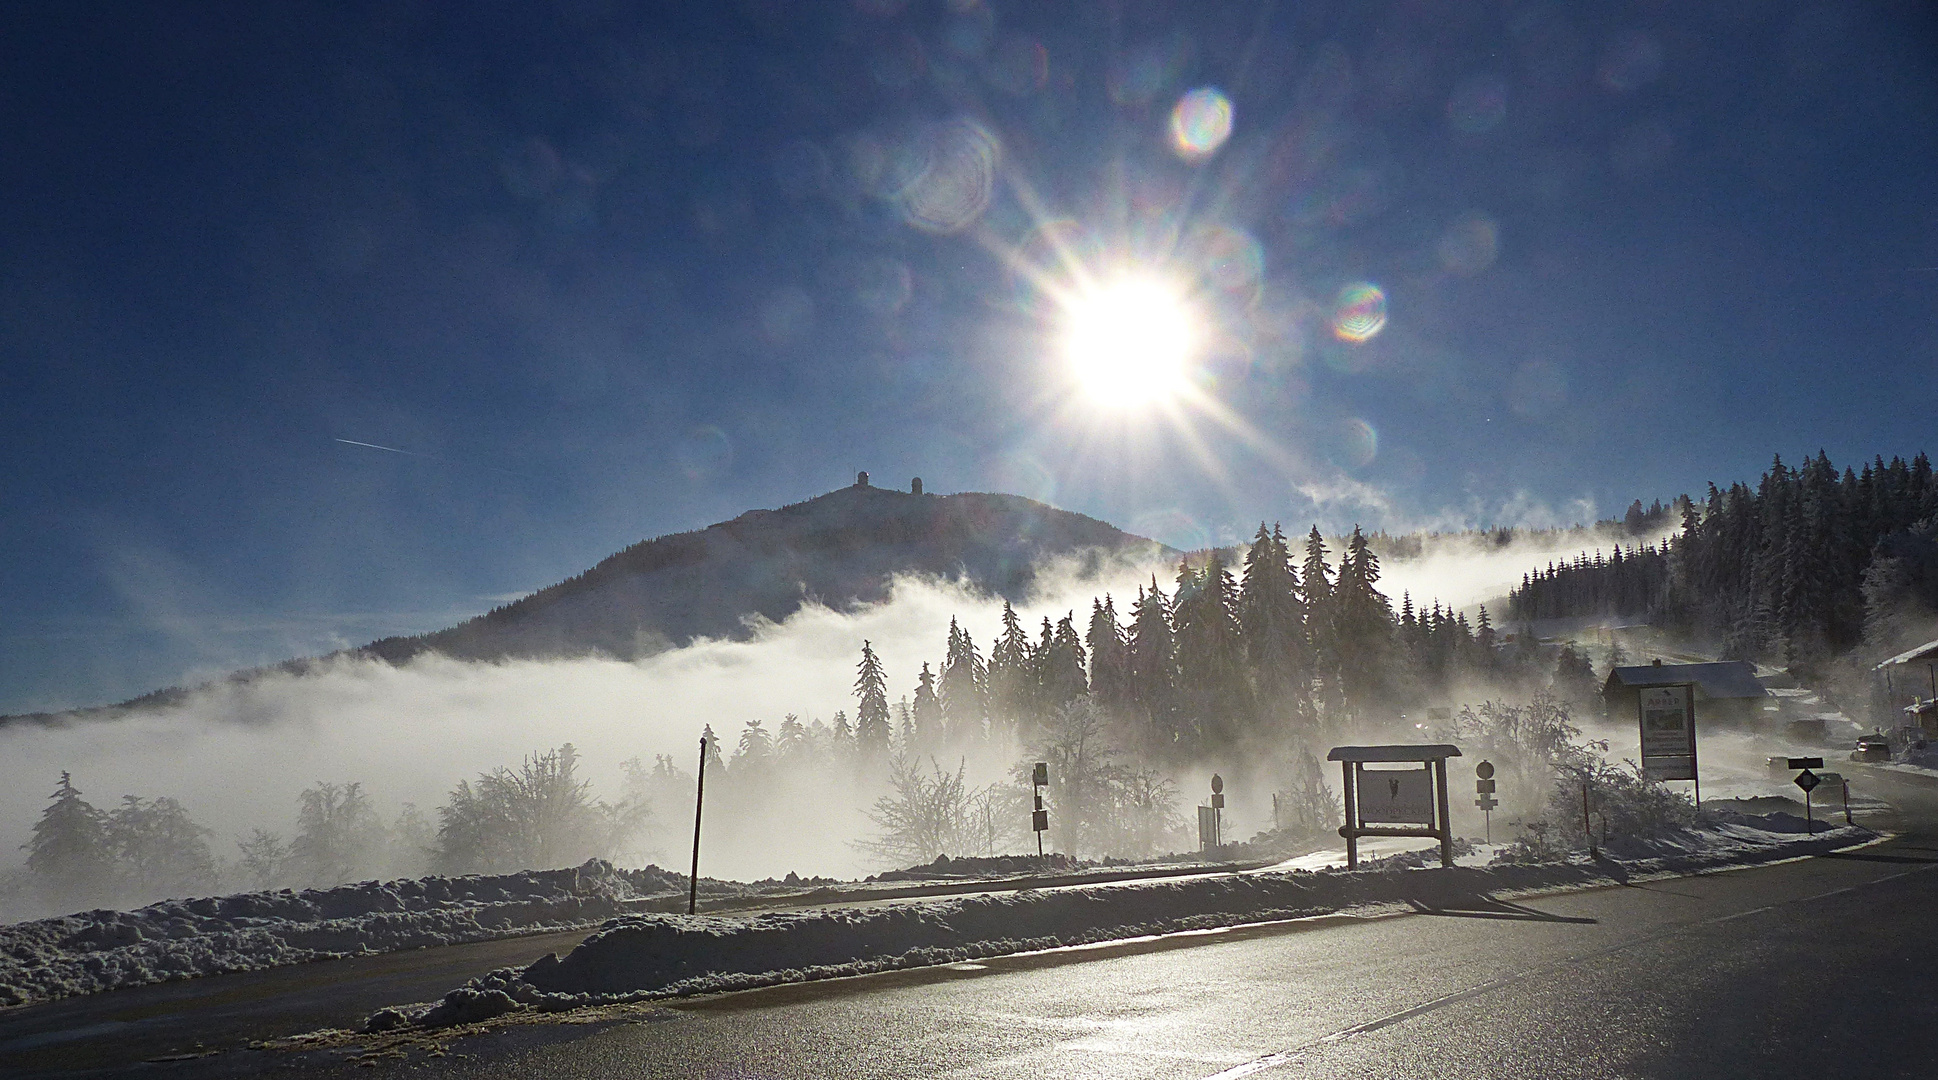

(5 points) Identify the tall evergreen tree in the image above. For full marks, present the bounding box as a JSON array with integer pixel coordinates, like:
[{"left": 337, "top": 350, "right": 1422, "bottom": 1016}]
[
  {"left": 939, "top": 618, "right": 987, "bottom": 743},
  {"left": 1174, "top": 552, "right": 1247, "bottom": 748},
  {"left": 1332, "top": 526, "right": 1396, "bottom": 716},
  {"left": 1126, "top": 581, "right": 1179, "bottom": 750},
  {"left": 1085, "top": 597, "right": 1130, "bottom": 710},
  {"left": 1239, "top": 523, "right": 1312, "bottom": 734},
  {"left": 1301, "top": 527, "right": 1345, "bottom": 724},
  {"left": 911, "top": 662, "right": 942, "bottom": 747},
  {"left": 854, "top": 640, "right": 893, "bottom": 759},
  {"left": 734, "top": 717, "right": 773, "bottom": 773},
  {"left": 23, "top": 772, "right": 110, "bottom": 906},
  {"left": 1040, "top": 613, "right": 1089, "bottom": 712},
  {"left": 987, "top": 601, "right": 1032, "bottom": 734}
]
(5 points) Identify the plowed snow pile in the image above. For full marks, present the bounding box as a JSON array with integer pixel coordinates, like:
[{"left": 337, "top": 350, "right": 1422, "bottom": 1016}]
[
  {"left": 0, "top": 861, "right": 682, "bottom": 1009},
  {"left": 406, "top": 813, "right": 1871, "bottom": 1026}
]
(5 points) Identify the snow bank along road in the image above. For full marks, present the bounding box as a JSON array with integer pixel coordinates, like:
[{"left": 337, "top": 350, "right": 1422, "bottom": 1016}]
[
  {"left": 0, "top": 798, "right": 1906, "bottom": 1070},
  {"left": 393, "top": 812, "right": 1868, "bottom": 1027},
  {"left": 137, "top": 766, "right": 1938, "bottom": 1079}
]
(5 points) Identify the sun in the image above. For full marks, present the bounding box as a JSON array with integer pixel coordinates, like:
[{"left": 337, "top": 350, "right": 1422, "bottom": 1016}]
[{"left": 1060, "top": 275, "right": 1200, "bottom": 408}]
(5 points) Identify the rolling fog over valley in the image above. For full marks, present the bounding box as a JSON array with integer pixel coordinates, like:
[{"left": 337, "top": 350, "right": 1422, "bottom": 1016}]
[{"left": 0, "top": 482, "right": 1662, "bottom": 917}]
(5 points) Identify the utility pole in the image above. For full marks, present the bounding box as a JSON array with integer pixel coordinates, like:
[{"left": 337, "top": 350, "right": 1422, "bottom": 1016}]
[{"left": 688, "top": 734, "right": 708, "bottom": 916}]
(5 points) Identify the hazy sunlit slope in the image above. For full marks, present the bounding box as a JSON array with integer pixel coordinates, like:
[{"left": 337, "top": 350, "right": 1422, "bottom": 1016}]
[{"left": 361, "top": 483, "right": 1171, "bottom": 665}]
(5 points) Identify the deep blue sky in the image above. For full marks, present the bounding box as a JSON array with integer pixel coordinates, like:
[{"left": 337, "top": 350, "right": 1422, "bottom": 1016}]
[{"left": 3, "top": 0, "right": 1934, "bottom": 712}]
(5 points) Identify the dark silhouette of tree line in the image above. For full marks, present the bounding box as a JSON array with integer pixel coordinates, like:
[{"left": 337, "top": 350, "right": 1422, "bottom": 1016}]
[{"left": 1508, "top": 452, "right": 1938, "bottom": 673}]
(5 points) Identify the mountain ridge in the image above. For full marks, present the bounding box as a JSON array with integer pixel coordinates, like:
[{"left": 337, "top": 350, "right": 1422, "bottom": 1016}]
[{"left": 4, "top": 482, "right": 1171, "bottom": 724}]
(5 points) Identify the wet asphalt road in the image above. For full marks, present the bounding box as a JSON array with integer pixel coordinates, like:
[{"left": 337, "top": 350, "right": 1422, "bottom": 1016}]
[{"left": 12, "top": 767, "right": 1938, "bottom": 1079}]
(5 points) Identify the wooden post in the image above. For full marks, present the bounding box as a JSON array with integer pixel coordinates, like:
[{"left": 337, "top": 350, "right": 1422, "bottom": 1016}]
[
  {"left": 1341, "top": 761, "right": 1359, "bottom": 869},
  {"left": 1433, "top": 757, "right": 1453, "bottom": 868},
  {"left": 688, "top": 735, "right": 708, "bottom": 916}
]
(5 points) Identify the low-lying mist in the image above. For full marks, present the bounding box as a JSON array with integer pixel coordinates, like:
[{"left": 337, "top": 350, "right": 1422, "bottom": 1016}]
[{"left": 0, "top": 526, "right": 1644, "bottom": 920}]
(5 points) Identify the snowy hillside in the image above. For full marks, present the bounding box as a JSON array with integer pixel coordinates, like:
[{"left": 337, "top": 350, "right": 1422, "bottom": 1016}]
[{"left": 361, "top": 483, "right": 1169, "bottom": 664}]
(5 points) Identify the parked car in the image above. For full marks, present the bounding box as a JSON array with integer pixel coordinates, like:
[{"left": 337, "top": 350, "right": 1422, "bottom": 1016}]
[{"left": 1852, "top": 735, "right": 1892, "bottom": 763}]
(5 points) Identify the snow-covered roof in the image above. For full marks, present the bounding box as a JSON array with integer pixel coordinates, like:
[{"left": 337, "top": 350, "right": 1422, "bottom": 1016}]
[
  {"left": 1603, "top": 661, "right": 1767, "bottom": 699},
  {"left": 1875, "top": 639, "right": 1938, "bottom": 669},
  {"left": 1327, "top": 744, "right": 1462, "bottom": 762}
]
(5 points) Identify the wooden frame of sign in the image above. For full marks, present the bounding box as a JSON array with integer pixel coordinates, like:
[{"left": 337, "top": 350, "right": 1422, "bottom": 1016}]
[{"left": 1327, "top": 744, "right": 1464, "bottom": 869}]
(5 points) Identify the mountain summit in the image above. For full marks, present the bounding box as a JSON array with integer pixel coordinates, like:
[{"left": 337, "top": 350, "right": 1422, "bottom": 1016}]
[{"left": 362, "top": 477, "right": 1169, "bottom": 665}]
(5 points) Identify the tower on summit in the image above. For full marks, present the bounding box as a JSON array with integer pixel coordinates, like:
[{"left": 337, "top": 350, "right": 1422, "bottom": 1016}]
[{"left": 855, "top": 471, "right": 870, "bottom": 488}]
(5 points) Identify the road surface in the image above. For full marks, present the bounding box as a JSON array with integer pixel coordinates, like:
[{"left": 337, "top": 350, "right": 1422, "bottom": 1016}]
[{"left": 9, "top": 767, "right": 1938, "bottom": 1078}]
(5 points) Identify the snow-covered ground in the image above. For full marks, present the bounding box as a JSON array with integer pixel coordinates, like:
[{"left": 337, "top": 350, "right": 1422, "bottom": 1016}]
[
  {"left": 389, "top": 810, "right": 1874, "bottom": 1029},
  {"left": 0, "top": 778, "right": 1884, "bottom": 1019},
  {"left": 0, "top": 862, "right": 692, "bottom": 1010}
]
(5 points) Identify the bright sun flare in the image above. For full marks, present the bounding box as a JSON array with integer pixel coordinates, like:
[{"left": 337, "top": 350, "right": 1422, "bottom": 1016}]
[{"left": 1061, "top": 276, "right": 1198, "bottom": 408}]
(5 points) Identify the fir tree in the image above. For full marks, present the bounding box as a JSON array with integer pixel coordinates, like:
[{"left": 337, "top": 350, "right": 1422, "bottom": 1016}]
[
  {"left": 1174, "top": 551, "right": 1247, "bottom": 748},
  {"left": 1085, "top": 596, "right": 1130, "bottom": 710},
  {"left": 1474, "top": 605, "right": 1498, "bottom": 661},
  {"left": 1040, "top": 613, "right": 1089, "bottom": 712},
  {"left": 700, "top": 723, "right": 729, "bottom": 776},
  {"left": 1126, "top": 581, "right": 1179, "bottom": 750},
  {"left": 987, "top": 601, "right": 1033, "bottom": 734},
  {"left": 23, "top": 772, "right": 110, "bottom": 906},
  {"left": 1332, "top": 526, "right": 1396, "bottom": 716},
  {"left": 1239, "top": 523, "right": 1312, "bottom": 733},
  {"left": 854, "top": 640, "right": 893, "bottom": 759},
  {"left": 911, "top": 662, "right": 942, "bottom": 747},
  {"left": 829, "top": 710, "right": 855, "bottom": 760},
  {"left": 939, "top": 618, "right": 987, "bottom": 743},
  {"left": 734, "top": 717, "right": 773, "bottom": 774},
  {"left": 775, "top": 713, "right": 808, "bottom": 764}
]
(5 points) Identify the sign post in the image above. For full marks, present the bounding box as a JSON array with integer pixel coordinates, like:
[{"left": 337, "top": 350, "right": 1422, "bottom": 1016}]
[
  {"left": 1474, "top": 760, "right": 1497, "bottom": 845},
  {"left": 1639, "top": 683, "right": 1700, "bottom": 807},
  {"left": 1327, "top": 744, "right": 1462, "bottom": 869},
  {"left": 1210, "top": 774, "right": 1225, "bottom": 848},
  {"left": 1788, "top": 757, "right": 1823, "bottom": 834},
  {"left": 1031, "top": 761, "right": 1049, "bottom": 856}
]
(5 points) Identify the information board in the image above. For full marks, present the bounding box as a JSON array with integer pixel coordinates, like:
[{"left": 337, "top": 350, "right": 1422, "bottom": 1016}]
[
  {"left": 1357, "top": 767, "right": 1435, "bottom": 825},
  {"left": 1638, "top": 684, "right": 1697, "bottom": 781}
]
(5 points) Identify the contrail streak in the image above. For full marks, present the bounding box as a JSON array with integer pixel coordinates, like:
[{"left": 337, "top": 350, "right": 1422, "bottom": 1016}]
[
  {"left": 335, "top": 438, "right": 420, "bottom": 456},
  {"left": 333, "top": 437, "right": 529, "bottom": 477}
]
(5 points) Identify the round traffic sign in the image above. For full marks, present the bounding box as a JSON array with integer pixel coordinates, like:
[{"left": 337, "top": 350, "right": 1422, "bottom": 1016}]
[
  {"left": 1476, "top": 760, "right": 1495, "bottom": 780},
  {"left": 1211, "top": 773, "right": 1224, "bottom": 794}
]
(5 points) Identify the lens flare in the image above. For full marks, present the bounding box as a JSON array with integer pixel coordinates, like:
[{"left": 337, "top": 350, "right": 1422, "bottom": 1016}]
[
  {"left": 1436, "top": 213, "right": 1499, "bottom": 276},
  {"left": 1327, "top": 417, "right": 1379, "bottom": 470},
  {"left": 1169, "top": 87, "right": 1233, "bottom": 161},
  {"left": 675, "top": 426, "right": 733, "bottom": 481},
  {"left": 986, "top": 35, "right": 1048, "bottom": 96},
  {"left": 1062, "top": 276, "right": 1199, "bottom": 408},
  {"left": 898, "top": 119, "right": 999, "bottom": 234},
  {"left": 1183, "top": 223, "right": 1264, "bottom": 294},
  {"left": 1331, "top": 283, "right": 1387, "bottom": 343}
]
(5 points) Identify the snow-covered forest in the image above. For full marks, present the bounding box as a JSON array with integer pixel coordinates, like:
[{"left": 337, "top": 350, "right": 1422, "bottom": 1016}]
[{"left": 1511, "top": 452, "right": 1938, "bottom": 672}]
